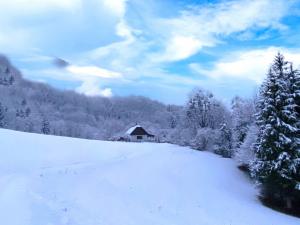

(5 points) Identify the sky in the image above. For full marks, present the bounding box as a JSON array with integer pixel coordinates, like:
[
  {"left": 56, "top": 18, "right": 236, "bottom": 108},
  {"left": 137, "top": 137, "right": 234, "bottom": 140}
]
[{"left": 1, "top": 0, "right": 300, "bottom": 104}]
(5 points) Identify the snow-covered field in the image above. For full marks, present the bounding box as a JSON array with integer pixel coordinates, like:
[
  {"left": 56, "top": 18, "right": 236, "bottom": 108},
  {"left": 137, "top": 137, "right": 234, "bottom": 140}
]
[{"left": 0, "top": 129, "right": 299, "bottom": 225}]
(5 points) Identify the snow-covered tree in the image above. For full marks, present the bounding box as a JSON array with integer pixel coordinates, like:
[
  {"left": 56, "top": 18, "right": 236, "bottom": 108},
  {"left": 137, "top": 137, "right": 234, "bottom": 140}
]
[
  {"left": 0, "top": 102, "right": 5, "bottom": 128},
  {"left": 0, "top": 61, "right": 14, "bottom": 86},
  {"left": 186, "top": 89, "right": 212, "bottom": 132},
  {"left": 251, "top": 53, "right": 300, "bottom": 208},
  {"left": 186, "top": 88, "right": 228, "bottom": 130},
  {"left": 41, "top": 118, "right": 50, "bottom": 135},
  {"left": 16, "top": 99, "right": 30, "bottom": 118},
  {"left": 231, "top": 96, "right": 255, "bottom": 150},
  {"left": 235, "top": 125, "right": 257, "bottom": 169},
  {"left": 192, "top": 128, "right": 218, "bottom": 151},
  {"left": 184, "top": 88, "right": 230, "bottom": 150},
  {"left": 288, "top": 63, "right": 300, "bottom": 122},
  {"left": 214, "top": 123, "right": 233, "bottom": 158}
]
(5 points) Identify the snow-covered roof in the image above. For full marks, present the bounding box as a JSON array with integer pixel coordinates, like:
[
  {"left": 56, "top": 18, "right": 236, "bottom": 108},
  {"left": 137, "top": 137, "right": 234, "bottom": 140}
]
[
  {"left": 126, "top": 125, "right": 142, "bottom": 135},
  {"left": 125, "top": 125, "right": 154, "bottom": 136}
]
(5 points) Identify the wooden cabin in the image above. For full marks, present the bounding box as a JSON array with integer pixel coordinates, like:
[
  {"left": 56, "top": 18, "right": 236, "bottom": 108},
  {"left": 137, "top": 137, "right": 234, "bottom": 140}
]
[{"left": 125, "top": 125, "right": 155, "bottom": 142}]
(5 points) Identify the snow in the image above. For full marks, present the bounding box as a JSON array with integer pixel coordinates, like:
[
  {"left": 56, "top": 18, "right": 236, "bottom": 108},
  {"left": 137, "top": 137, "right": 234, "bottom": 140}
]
[
  {"left": 0, "top": 128, "right": 299, "bottom": 225},
  {"left": 125, "top": 125, "right": 141, "bottom": 135}
]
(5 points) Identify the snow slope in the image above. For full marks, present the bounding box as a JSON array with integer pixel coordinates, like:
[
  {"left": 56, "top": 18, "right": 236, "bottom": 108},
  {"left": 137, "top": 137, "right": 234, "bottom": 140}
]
[{"left": 0, "top": 129, "right": 299, "bottom": 225}]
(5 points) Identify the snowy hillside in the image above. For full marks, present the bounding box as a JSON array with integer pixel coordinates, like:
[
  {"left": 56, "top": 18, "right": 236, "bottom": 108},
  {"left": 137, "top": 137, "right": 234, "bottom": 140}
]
[{"left": 0, "top": 129, "right": 299, "bottom": 225}]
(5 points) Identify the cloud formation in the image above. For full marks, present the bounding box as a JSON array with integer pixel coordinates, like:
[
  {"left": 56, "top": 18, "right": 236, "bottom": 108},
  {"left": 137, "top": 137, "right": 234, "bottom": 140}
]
[
  {"left": 76, "top": 79, "right": 113, "bottom": 97},
  {"left": 51, "top": 58, "right": 122, "bottom": 97},
  {"left": 0, "top": 0, "right": 80, "bottom": 14},
  {"left": 190, "top": 47, "right": 300, "bottom": 83},
  {"left": 153, "top": 0, "right": 292, "bottom": 62},
  {"left": 66, "top": 65, "right": 121, "bottom": 79},
  {"left": 1, "top": 0, "right": 300, "bottom": 103}
]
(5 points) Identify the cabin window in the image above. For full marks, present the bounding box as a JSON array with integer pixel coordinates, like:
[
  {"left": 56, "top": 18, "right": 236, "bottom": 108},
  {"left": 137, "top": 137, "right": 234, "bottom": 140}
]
[{"left": 137, "top": 136, "right": 143, "bottom": 140}]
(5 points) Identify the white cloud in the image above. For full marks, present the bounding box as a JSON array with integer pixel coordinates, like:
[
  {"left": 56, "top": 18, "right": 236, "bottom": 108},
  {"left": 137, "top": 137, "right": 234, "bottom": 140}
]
[
  {"left": 64, "top": 63, "right": 121, "bottom": 97},
  {"left": 76, "top": 79, "right": 113, "bottom": 97},
  {"left": 100, "top": 88, "right": 113, "bottom": 97},
  {"left": 21, "top": 61, "right": 121, "bottom": 97},
  {"left": 0, "top": 29, "right": 35, "bottom": 54},
  {"left": 19, "top": 53, "right": 53, "bottom": 63},
  {"left": 116, "top": 20, "right": 134, "bottom": 40},
  {"left": 0, "top": 0, "right": 81, "bottom": 14},
  {"left": 153, "top": 0, "right": 293, "bottom": 62},
  {"left": 102, "top": 0, "right": 127, "bottom": 17},
  {"left": 8, "top": 0, "right": 297, "bottom": 103},
  {"left": 84, "top": 0, "right": 137, "bottom": 71},
  {"left": 153, "top": 35, "right": 204, "bottom": 62},
  {"left": 85, "top": 0, "right": 295, "bottom": 85},
  {"left": 0, "top": 0, "right": 132, "bottom": 57},
  {"left": 66, "top": 65, "right": 122, "bottom": 79},
  {"left": 0, "top": 0, "right": 82, "bottom": 54},
  {"left": 101, "top": 0, "right": 133, "bottom": 40},
  {"left": 190, "top": 47, "right": 300, "bottom": 83}
]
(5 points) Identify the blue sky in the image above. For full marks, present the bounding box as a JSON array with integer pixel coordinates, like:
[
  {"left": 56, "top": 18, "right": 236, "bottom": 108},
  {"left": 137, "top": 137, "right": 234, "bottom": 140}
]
[{"left": 1, "top": 0, "right": 300, "bottom": 104}]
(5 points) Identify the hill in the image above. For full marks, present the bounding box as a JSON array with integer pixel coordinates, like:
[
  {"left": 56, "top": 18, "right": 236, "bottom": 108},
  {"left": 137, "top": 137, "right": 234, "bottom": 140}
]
[
  {"left": 0, "top": 128, "right": 299, "bottom": 225},
  {"left": 0, "top": 55, "right": 184, "bottom": 141}
]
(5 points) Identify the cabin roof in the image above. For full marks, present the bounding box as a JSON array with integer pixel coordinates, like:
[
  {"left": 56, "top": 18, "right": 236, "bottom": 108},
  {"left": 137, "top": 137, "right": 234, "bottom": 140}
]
[
  {"left": 126, "top": 125, "right": 140, "bottom": 135},
  {"left": 126, "top": 125, "right": 154, "bottom": 136}
]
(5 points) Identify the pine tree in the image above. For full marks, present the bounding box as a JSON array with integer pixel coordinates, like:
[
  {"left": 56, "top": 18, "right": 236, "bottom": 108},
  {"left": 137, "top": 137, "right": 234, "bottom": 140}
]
[
  {"left": 288, "top": 63, "right": 300, "bottom": 121},
  {"left": 251, "top": 53, "right": 300, "bottom": 208},
  {"left": 286, "top": 63, "right": 300, "bottom": 197}
]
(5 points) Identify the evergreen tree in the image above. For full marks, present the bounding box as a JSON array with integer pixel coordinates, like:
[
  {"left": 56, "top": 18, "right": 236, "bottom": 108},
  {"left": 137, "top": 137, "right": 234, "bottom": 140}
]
[
  {"left": 286, "top": 63, "right": 300, "bottom": 201},
  {"left": 288, "top": 63, "right": 300, "bottom": 121},
  {"left": 251, "top": 53, "right": 300, "bottom": 208}
]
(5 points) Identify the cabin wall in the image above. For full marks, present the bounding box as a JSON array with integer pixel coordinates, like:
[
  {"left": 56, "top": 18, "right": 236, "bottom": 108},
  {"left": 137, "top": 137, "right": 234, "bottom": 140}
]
[{"left": 130, "top": 135, "right": 148, "bottom": 142}]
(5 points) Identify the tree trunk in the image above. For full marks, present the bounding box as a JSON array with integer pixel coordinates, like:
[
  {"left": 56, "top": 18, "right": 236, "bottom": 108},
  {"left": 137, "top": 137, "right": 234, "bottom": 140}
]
[{"left": 285, "top": 197, "right": 292, "bottom": 209}]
